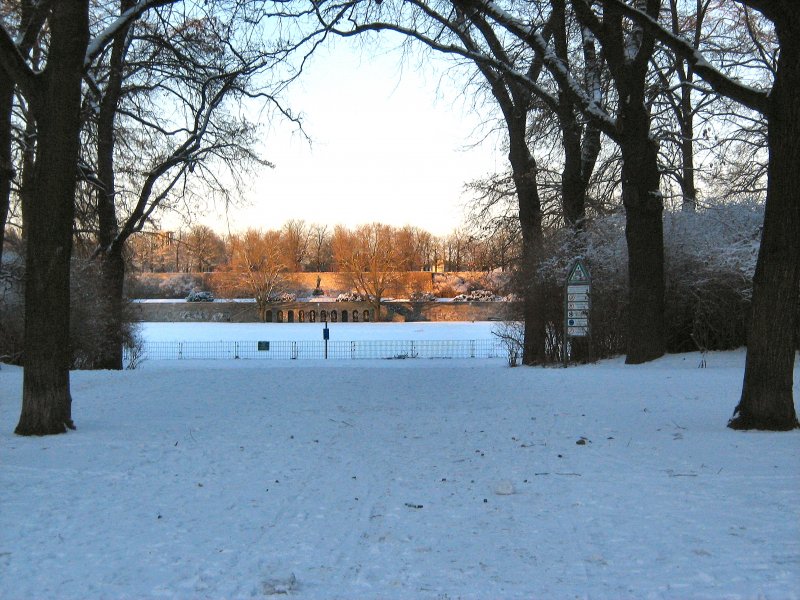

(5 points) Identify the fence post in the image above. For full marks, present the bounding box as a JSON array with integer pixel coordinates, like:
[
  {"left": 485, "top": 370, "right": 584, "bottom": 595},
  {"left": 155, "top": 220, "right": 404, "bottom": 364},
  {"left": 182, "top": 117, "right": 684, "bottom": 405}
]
[
  {"left": 179, "top": 342, "right": 183, "bottom": 360},
  {"left": 470, "top": 340, "right": 475, "bottom": 358},
  {"left": 235, "top": 341, "right": 239, "bottom": 360},
  {"left": 292, "top": 341, "right": 297, "bottom": 359}
]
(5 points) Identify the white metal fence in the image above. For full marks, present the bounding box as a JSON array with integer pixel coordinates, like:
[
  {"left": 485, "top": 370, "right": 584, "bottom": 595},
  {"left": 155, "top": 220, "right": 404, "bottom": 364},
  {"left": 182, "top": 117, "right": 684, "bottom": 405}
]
[{"left": 124, "top": 339, "right": 505, "bottom": 364}]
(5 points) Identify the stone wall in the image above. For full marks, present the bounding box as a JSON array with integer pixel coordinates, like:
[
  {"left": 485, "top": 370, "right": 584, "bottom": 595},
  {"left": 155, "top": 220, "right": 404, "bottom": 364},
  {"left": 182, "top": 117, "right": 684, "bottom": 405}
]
[{"left": 131, "top": 300, "right": 517, "bottom": 323}]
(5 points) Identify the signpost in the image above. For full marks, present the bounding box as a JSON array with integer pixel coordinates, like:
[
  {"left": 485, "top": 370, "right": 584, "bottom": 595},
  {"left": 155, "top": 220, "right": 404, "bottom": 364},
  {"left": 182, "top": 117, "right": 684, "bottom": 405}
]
[
  {"left": 323, "top": 320, "right": 330, "bottom": 359},
  {"left": 564, "top": 259, "right": 591, "bottom": 366}
]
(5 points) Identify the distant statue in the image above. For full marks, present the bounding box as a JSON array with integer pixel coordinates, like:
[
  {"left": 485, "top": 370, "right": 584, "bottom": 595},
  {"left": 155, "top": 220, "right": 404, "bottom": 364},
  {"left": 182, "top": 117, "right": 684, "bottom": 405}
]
[{"left": 315, "top": 275, "right": 321, "bottom": 289}]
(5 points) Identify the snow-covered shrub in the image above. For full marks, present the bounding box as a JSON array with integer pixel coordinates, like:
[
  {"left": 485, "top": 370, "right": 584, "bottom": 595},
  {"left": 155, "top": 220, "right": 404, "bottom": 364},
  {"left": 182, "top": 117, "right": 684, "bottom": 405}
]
[
  {"left": 536, "top": 212, "right": 628, "bottom": 360},
  {"left": 336, "top": 291, "right": 365, "bottom": 302},
  {"left": 268, "top": 292, "right": 296, "bottom": 303},
  {"left": 410, "top": 291, "right": 437, "bottom": 302},
  {"left": 452, "top": 289, "right": 502, "bottom": 302},
  {"left": 532, "top": 201, "right": 765, "bottom": 360},
  {"left": 158, "top": 273, "right": 202, "bottom": 298},
  {"left": 662, "top": 201, "right": 761, "bottom": 351},
  {"left": 432, "top": 272, "right": 510, "bottom": 298},
  {"left": 185, "top": 290, "right": 214, "bottom": 302}
]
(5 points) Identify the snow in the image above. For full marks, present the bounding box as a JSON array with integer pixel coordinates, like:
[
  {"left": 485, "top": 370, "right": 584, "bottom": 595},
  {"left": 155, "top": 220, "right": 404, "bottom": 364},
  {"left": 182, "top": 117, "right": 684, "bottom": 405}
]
[
  {"left": 139, "top": 321, "right": 499, "bottom": 343},
  {"left": 1, "top": 323, "right": 799, "bottom": 599}
]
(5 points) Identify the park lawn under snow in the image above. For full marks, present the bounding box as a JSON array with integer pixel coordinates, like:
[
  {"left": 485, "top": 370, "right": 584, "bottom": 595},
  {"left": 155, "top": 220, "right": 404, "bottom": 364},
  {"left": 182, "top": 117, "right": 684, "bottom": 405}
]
[
  {"left": 137, "top": 321, "right": 500, "bottom": 343},
  {"left": 1, "top": 322, "right": 798, "bottom": 599}
]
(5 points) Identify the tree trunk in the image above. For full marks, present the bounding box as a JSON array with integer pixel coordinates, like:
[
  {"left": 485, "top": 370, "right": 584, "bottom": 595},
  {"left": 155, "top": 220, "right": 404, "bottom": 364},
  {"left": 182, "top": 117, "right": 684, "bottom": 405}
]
[
  {"left": 620, "top": 101, "right": 666, "bottom": 365},
  {"left": 678, "top": 79, "right": 697, "bottom": 211},
  {"left": 94, "top": 2, "right": 133, "bottom": 370},
  {"left": 97, "top": 248, "right": 126, "bottom": 370},
  {"left": 0, "top": 72, "right": 11, "bottom": 265},
  {"left": 15, "top": 1, "right": 90, "bottom": 436},
  {"left": 510, "top": 136, "right": 545, "bottom": 365},
  {"left": 561, "top": 113, "right": 586, "bottom": 229},
  {"left": 730, "top": 23, "right": 800, "bottom": 431}
]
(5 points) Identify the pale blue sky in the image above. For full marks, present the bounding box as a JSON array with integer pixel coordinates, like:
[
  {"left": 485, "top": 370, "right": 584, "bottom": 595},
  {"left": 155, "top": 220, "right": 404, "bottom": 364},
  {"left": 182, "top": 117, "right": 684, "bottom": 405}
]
[{"left": 202, "top": 39, "right": 504, "bottom": 237}]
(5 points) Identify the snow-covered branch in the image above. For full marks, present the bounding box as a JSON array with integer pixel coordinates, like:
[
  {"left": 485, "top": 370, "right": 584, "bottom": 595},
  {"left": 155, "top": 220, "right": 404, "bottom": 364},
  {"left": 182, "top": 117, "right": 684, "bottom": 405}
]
[
  {"left": 85, "top": 0, "right": 178, "bottom": 67},
  {"left": 0, "top": 24, "right": 38, "bottom": 105},
  {"left": 598, "top": 0, "right": 770, "bottom": 114}
]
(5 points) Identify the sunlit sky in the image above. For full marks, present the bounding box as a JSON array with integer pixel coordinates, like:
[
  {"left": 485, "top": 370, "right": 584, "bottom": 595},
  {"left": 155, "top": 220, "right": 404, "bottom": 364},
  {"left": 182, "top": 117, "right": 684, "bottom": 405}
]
[{"left": 195, "top": 38, "right": 505, "bottom": 237}]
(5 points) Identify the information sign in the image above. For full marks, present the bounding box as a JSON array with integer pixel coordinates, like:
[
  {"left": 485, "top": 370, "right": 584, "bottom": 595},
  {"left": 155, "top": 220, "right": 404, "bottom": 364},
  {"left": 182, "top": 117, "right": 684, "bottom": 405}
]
[{"left": 564, "top": 259, "right": 591, "bottom": 344}]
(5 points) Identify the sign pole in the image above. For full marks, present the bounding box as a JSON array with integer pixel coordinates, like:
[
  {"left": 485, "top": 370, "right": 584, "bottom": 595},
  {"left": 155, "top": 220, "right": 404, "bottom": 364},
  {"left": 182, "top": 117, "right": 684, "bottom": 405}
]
[
  {"left": 563, "top": 303, "right": 569, "bottom": 368},
  {"left": 564, "top": 259, "right": 591, "bottom": 367}
]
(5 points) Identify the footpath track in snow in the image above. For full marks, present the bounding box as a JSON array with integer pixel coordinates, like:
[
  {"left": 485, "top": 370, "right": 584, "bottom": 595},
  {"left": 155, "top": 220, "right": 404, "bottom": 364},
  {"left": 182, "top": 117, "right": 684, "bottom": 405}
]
[{"left": 1, "top": 351, "right": 799, "bottom": 599}]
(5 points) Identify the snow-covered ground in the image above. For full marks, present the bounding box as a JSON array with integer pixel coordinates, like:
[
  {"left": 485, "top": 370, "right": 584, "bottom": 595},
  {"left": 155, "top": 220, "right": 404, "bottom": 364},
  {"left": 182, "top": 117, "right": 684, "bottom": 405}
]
[
  {"left": 138, "top": 321, "right": 499, "bottom": 343},
  {"left": 1, "top": 324, "right": 798, "bottom": 599}
]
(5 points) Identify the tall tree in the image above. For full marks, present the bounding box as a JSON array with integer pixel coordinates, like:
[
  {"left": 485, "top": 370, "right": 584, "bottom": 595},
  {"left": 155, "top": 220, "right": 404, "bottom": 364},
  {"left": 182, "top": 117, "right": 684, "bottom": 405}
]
[
  {"left": 332, "top": 223, "right": 405, "bottom": 318},
  {"left": 93, "top": 0, "right": 136, "bottom": 370},
  {"left": 597, "top": 0, "right": 797, "bottom": 429},
  {"left": 184, "top": 224, "right": 225, "bottom": 272},
  {"left": 226, "top": 228, "right": 287, "bottom": 321},
  {"left": 87, "top": 1, "right": 278, "bottom": 368},
  {"left": 0, "top": 0, "right": 176, "bottom": 434},
  {"left": 308, "top": 222, "right": 332, "bottom": 271},
  {"left": 568, "top": 0, "right": 666, "bottom": 364},
  {"left": 281, "top": 219, "right": 311, "bottom": 271},
  {"left": 0, "top": 0, "right": 90, "bottom": 434}
]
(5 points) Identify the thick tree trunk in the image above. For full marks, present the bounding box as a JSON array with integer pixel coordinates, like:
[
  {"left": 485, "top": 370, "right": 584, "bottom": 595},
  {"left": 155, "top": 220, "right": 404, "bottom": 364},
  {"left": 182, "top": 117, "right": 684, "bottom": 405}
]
[
  {"left": 15, "top": 1, "right": 90, "bottom": 436},
  {"left": 0, "top": 70, "right": 14, "bottom": 264},
  {"left": 730, "top": 25, "right": 800, "bottom": 431},
  {"left": 510, "top": 137, "right": 545, "bottom": 365},
  {"left": 97, "top": 249, "right": 126, "bottom": 370},
  {"left": 0, "top": 73, "right": 12, "bottom": 265},
  {"left": 620, "top": 101, "right": 666, "bottom": 365},
  {"left": 94, "top": 3, "right": 132, "bottom": 371},
  {"left": 561, "top": 115, "right": 586, "bottom": 229}
]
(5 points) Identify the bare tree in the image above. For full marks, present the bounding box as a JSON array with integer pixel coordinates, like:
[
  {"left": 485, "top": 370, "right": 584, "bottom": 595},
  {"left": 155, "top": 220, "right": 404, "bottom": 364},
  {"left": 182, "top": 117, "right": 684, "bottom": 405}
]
[
  {"left": 226, "top": 228, "right": 287, "bottom": 321},
  {"left": 86, "top": 1, "right": 286, "bottom": 368},
  {"left": 0, "top": 0, "right": 50, "bottom": 280},
  {"left": 0, "top": 0, "right": 91, "bottom": 434},
  {"left": 308, "top": 222, "right": 332, "bottom": 272},
  {"left": 332, "top": 223, "right": 405, "bottom": 318},
  {"left": 596, "top": 0, "right": 798, "bottom": 429},
  {"left": 280, "top": 219, "right": 311, "bottom": 271},
  {"left": 183, "top": 224, "right": 225, "bottom": 272}
]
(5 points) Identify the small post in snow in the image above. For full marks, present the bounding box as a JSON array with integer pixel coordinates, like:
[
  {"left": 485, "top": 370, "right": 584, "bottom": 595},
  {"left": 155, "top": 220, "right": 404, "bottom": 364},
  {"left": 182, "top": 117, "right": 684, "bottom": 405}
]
[{"left": 322, "top": 318, "right": 329, "bottom": 359}]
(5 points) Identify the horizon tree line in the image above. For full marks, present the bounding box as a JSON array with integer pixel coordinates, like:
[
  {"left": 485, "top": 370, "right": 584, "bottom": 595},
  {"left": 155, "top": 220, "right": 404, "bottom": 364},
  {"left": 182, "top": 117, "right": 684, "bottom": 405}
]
[{"left": 95, "top": 220, "right": 520, "bottom": 274}]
